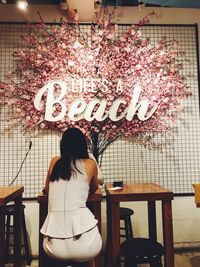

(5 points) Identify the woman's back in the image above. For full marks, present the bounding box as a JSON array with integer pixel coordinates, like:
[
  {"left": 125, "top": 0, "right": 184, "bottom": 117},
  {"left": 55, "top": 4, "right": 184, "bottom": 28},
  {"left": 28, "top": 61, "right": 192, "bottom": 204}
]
[
  {"left": 41, "top": 158, "right": 98, "bottom": 239},
  {"left": 48, "top": 159, "right": 90, "bottom": 211}
]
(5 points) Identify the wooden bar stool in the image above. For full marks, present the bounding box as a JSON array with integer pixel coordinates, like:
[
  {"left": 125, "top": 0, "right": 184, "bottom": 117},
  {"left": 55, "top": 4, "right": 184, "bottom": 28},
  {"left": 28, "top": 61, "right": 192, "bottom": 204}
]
[
  {"left": 39, "top": 258, "right": 92, "bottom": 267},
  {"left": 39, "top": 257, "right": 81, "bottom": 267},
  {"left": 120, "top": 207, "right": 134, "bottom": 240},
  {"left": 121, "top": 237, "right": 164, "bottom": 267},
  {"left": 4, "top": 204, "right": 32, "bottom": 265}
]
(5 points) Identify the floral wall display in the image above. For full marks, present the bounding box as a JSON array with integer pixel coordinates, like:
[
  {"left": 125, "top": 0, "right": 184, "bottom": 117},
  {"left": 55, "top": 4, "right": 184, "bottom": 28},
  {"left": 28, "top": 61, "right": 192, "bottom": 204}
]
[{"left": 0, "top": 10, "right": 191, "bottom": 161}]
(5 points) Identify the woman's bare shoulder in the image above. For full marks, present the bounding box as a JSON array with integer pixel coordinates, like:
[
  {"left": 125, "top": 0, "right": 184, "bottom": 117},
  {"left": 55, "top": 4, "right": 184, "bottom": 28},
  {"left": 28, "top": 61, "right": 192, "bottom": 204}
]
[
  {"left": 49, "top": 156, "right": 60, "bottom": 168},
  {"left": 83, "top": 158, "right": 97, "bottom": 168},
  {"left": 52, "top": 156, "right": 60, "bottom": 162},
  {"left": 84, "top": 158, "right": 96, "bottom": 163}
]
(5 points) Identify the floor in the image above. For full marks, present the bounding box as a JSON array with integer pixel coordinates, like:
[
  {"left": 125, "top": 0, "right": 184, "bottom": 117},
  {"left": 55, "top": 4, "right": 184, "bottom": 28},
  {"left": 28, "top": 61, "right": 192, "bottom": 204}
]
[
  {"left": 6, "top": 251, "right": 200, "bottom": 267},
  {"left": 174, "top": 251, "right": 200, "bottom": 267}
]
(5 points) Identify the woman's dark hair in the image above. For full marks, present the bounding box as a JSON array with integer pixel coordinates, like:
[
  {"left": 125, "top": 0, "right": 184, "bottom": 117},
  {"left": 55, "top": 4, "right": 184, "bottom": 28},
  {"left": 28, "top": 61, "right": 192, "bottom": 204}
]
[{"left": 50, "top": 128, "right": 89, "bottom": 181}]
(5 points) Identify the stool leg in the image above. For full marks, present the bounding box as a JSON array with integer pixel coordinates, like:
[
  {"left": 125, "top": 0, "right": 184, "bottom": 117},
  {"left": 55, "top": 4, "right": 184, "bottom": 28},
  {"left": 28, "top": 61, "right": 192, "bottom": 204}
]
[
  {"left": 124, "top": 217, "right": 133, "bottom": 240},
  {"left": 5, "top": 214, "right": 11, "bottom": 263},
  {"left": 150, "top": 258, "right": 163, "bottom": 267},
  {"left": 124, "top": 257, "right": 137, "bottom": 267},
  {"left": 22, "top": 209, "right": 32, "bottom": 265}
]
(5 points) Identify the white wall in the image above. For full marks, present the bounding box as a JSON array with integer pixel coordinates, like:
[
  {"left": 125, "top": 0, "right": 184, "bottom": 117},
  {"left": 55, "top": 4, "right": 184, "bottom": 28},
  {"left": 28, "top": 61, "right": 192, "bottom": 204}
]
[{"left": 1, "top": 3, "right": 200, "bottom": 256}]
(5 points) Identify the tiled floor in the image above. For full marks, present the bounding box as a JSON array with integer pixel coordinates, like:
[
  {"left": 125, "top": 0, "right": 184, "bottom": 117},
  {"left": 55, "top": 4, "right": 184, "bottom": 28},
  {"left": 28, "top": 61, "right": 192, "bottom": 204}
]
[
  {"left": 175, "top": 251, "right": 200, "bottom": 267},
  {"left": 7, "top": 251, "right": 199, "bottom": 267}
]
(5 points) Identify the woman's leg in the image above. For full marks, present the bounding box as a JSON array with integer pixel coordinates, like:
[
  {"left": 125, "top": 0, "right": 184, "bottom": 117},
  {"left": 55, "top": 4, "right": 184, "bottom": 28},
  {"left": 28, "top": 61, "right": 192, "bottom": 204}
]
[{"left": 43, "top": 227, "right": 102, "bottom": 263}]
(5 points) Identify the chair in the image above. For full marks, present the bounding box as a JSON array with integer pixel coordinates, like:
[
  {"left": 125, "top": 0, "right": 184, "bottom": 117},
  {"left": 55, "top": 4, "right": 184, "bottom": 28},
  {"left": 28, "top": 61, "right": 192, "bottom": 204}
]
[
  {"left": 4, "top": 204, "right": 32, "bottom": 265},
  {"left": 121, "top": 237, "right": 164, "bottom": 267},
  {"left": 120, "top": 207, "right": 134, "bottom": 240}
]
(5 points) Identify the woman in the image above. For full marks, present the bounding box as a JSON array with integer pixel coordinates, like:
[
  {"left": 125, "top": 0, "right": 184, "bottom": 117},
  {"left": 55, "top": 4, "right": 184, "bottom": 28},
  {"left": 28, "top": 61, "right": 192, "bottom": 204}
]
[{"left": 41, "top": 128, "right": 102, "bottom": 265}]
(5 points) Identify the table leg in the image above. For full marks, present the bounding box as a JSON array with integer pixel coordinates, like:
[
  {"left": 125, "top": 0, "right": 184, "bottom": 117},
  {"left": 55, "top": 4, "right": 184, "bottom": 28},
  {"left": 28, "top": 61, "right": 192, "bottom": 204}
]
[
  {"left": 14, "top": 196, "right": 22, "bottom": 267},
  {"left": 148, "top": 201, "right": 157, "bottom": 242},
  {"left": 162, "top": 200, "right": 174, "bottom": 267},
  {"left": 104, "top": 198, "right": 111, "bottom": 267},
  {"left": 91, "top": 202, "right": 101, "bottom": 235},
  {"left": 93, "top": 202, "right": 102, "bottom": 267},
  {"left": 39, "top": 202, "right": 49, "bottom": 267},
  {"left": 87, "top": 201, "right": 102, "bottom": 267},
  {"left": 105, "top": 200, "right": 120, "bottom": 267},
  {"left": 0, "top": 206, "right": 6, "bottom": 267}
]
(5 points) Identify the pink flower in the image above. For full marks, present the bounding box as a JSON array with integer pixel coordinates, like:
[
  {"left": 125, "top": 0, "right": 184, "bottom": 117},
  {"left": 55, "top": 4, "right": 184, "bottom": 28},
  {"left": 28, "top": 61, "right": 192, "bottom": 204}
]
[
  {"left": 73, "top": 40, "right": 83, "bottom": 50},
  {"left": 68, "top": 60, "right": 75, "bottom": 67},
  {"left": 0, "top": 12, "right": 191, "bottom": 154}
]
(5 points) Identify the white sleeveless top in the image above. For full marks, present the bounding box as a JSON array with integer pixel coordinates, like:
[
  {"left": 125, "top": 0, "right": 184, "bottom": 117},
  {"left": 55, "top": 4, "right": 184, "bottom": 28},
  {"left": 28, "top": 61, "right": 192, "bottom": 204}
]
[{"left": 40, "top": 159, "right": 98, "bottom": 238}]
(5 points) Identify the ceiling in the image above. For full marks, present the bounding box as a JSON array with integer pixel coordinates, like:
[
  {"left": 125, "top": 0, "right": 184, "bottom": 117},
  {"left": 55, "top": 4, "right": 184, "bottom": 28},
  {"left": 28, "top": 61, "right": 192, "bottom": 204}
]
[
  {"left": 1, "top": 0, "right": 200, "bottom": 8},
  {"left": 0, "top": 0, "right": 60, "bottom": 3},
  {"left": 103, "top": 0, "right": 200, "bottom": 8}
]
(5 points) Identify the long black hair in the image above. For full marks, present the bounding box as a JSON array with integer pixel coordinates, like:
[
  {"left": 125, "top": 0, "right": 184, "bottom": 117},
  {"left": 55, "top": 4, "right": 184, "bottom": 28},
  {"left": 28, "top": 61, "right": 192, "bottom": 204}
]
[{"left": 50, "top": 128, "right": 89, "bottom": 181}]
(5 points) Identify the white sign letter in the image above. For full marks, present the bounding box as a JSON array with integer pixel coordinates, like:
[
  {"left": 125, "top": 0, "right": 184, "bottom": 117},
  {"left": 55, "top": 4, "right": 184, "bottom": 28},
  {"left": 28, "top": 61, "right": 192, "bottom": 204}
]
[
  {"left": 68, "top": 99, "right": 86, "bottom": 121},
  {"left": 137, "top": 100, "right": 158, "bottom": 121},
  {"left": 126, "top": 85, "right": 157, "bottom": 121},
  {"left": 109, "top": 99, "right": 127, "bottom": 121},
  {"left": 116, "top": 79, "right": 123, "bottom": 94},
  {"left": 101, "top": 79, "right": 109, "bottom": 93},
  {"left": 84, "top": 99, "right": 108, "bottom": 121},
  {"left": 34, "top": 81, "right": 67, "bottom": 122}
]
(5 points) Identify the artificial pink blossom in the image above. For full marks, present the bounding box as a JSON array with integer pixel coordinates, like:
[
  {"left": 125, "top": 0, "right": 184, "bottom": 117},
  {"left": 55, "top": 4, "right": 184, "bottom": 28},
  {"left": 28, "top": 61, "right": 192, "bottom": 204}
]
[{"left": 0, "top": 11, "right": 191, "bottom": 159}]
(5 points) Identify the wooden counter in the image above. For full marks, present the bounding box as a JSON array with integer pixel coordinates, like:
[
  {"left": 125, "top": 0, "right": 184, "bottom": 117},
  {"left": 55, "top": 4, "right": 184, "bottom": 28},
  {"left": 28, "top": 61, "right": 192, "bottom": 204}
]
[
  {"left": 0, "top": 186, "right": 24, "bottom": 267},
  {"left": 105, "top": 183, "right": 174, "bottom": 267}
]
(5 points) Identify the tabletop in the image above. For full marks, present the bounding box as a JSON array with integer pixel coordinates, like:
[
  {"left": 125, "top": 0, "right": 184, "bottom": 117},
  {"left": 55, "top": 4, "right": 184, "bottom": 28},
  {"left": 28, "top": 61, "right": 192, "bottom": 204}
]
[
  {"left": 0, "top": 186, "right": 24, "bottom": 205},
  {"left": 105, "top": 183, "right": 173, "bottom": 201}
]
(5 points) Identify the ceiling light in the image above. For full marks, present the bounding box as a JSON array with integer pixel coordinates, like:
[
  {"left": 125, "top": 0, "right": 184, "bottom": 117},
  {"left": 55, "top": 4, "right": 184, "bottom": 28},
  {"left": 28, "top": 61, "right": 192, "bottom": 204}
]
[
  {"left": 94, "top": 0, "right": 101, "bottom": 14},
  {"left": 138, "top": 0, "right": 145, "bottom": 11},
  {"left": 17, "top": 0, "right": 28, "bottom": 11},
  {"left": 60, "top": 0, "right": 68, "bottom": 10}
]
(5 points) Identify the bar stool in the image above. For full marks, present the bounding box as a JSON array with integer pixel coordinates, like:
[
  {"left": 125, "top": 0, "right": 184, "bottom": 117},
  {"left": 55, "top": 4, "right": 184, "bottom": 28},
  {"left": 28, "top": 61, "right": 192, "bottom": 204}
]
[
  {"left": 4, "top": 204, "right": 32, "bottom": 265},
  {"left": 41, "top": 257, "right": 78, "bottom": 267},
  {"left": 41, "top": 255, "right": 92, "bottom": 267},
  {"left": 120, "top": 207, "right": 134, "bottom": 240},
  {"left": 121, "top": 237, "right": 164, "bottom": 267},
  {"left": 55, "top": 261, "right": 89, "bottom": 267}
]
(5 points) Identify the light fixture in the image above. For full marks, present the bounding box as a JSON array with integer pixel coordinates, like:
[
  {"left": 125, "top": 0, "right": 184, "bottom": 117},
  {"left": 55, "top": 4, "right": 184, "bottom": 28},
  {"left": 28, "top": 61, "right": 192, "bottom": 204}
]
[
  {"left": 94, "top": 0, "right": 101, "bottom": 13},
  {"left": 60, "top": 0, "right": 68, "bottom": 10},
  {"left": 138, "top": 0, "right": 145, "bottom": 11},
  {"left": 17, "top": 0, "right": 28, "bottom": 11}
]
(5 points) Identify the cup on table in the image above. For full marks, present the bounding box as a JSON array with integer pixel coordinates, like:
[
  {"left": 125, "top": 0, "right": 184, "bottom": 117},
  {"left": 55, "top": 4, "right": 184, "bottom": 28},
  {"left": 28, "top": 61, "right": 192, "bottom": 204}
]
[{"left": 98, "top": 178, "right": 104, "bottom": 188}]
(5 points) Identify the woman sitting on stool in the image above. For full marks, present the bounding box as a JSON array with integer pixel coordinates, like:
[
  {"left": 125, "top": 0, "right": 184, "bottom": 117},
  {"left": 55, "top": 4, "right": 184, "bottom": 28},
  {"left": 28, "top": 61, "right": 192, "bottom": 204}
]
[{"left": 41, "top": 128, "right": 102, "bottom": 266}]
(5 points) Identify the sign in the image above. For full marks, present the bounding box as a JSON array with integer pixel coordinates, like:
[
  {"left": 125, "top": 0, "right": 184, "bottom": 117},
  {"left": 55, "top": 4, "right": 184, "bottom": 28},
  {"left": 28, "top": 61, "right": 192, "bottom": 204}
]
[{"left": 34, "top": 80, "right": 158, "bottom": 122}]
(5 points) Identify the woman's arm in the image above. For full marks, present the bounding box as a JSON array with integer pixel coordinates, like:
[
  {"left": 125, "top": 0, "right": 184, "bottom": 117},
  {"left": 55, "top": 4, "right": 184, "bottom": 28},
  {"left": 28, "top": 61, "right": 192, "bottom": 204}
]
[
  {"left": 89, "top": 161, "right": 98, "bottom": 193},
  {"left": 88, "top": 153, "right": 104, "bottom": 180},
  {"left": 44, "top": 156, "right": 60, "bottom": 193},
  {"left": 84, "top": 158, "right": 99, "bottom": 193}
]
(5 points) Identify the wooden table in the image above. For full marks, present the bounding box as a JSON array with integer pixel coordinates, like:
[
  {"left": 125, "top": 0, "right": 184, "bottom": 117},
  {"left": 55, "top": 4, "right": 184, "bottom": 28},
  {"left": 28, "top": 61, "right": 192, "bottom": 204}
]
[
  {"left": 0, "top": 186, "right": 24, "bottom": 267},
  {"left": 37, "top": 188, "right": 102, "bottom": 267},
  {"left": 105, "top": 183, "right": 174, "bottom": 267}
]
